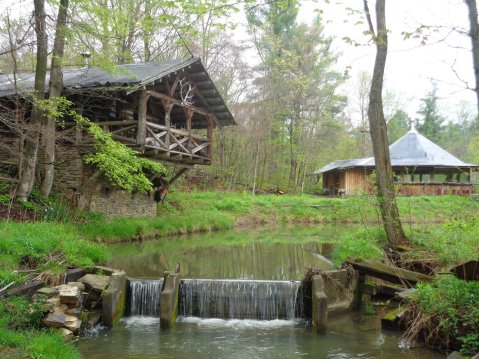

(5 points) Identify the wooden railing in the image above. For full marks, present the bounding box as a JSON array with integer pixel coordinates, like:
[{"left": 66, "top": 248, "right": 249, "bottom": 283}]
[{"left": 143, "top": 121, "right": 211, "bottom": 163}]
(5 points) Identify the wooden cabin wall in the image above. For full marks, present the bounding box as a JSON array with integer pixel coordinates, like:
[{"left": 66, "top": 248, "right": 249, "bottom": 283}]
[{"left": 344, "top": 168, "right": 369, "bottom": 195}]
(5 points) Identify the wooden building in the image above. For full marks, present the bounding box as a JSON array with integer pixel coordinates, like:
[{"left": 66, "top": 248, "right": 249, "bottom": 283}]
[
  {"left": 0, "top": 57, "right": 235, "bottom": 216},
  {"left": 315, "top": 126, "right": 477, "bottom": 196}
]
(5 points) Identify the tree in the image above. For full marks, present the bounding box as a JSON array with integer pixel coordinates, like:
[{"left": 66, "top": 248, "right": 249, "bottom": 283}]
[
  {"left": 363, "top": 0, "right": 407, "bottom": 245},
  {"left": 387, "top": 109, "right": 410, "bottom": 143},
  {"left": 246, "top": 2, "right": 346, "bottom": 192},
  {"left": 465, "top": 0, "right": 479, "bottom": 115},
  {"left": 16, "top": 0, "right": 48, "bottom": 201},
  {"left": 41, "top": 0, "right": 70, "bottom": 196},
  {"left": 416, "top": 85, "right": 444, "bottom": 143}
]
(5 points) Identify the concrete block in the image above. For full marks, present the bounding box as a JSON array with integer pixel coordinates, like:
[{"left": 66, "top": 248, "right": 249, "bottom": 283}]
[
  {"left": 160, "top": 273, "right": 180, "bottom": 329},
  {"left": 312, "top": 275, "right": 328, "bottom": 334},
  {"left": 102, "top": 270, "right": 127, "bottom": 327}
]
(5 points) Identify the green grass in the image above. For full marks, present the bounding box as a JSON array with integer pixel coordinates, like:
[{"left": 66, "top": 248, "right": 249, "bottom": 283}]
[
  {"left": 0, "top": 222, "right": 107, "bottom": 287},
  {"left": 412, "top": 276, "right": 479, "bottom": 355},
  {"left": 0, "top": 296, "right": 80, "bottom": 359}
]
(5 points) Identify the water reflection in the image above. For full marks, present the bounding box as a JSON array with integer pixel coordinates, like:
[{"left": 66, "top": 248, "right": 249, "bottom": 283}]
[{"left": 107, "top": 226, "right": 342, "bottom": 280}]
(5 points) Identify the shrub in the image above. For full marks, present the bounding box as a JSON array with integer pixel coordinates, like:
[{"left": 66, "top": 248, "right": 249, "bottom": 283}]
[{"left": 412, "top": 276, "right": 479, "bottom": 355}]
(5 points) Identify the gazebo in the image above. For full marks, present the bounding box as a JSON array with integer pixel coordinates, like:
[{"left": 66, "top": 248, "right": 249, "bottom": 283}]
[{"left": 315, "top": 126, "right": 477, "bottom": 196}]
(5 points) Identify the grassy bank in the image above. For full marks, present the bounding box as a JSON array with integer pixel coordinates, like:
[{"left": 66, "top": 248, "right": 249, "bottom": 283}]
[{"left": 77, "top": 192, "right": 479, "bottom": 242}]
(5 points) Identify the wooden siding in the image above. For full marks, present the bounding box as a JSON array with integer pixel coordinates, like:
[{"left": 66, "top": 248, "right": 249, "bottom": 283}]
[
  {"left": 322, "top": 168, "right": 473, "bottom": 196},
  {"left": 397, "top": 183, "right": 472, "bottom": 196},
  {"left": 344, "top": 168, "right": 370, "bottom": 195}
]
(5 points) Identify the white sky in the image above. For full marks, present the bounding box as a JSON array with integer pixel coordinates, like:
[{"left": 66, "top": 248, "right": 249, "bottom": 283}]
[{"left": 297, "top": 0, "right": 476, "bottom": 121}]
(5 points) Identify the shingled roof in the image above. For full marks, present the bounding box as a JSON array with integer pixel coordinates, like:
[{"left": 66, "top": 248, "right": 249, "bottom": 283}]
[
  {"left": 0, "top": 57, "right": 235, "bottom": 127},
  {"left": 315, "top": 128, "right": 476, "bottom": 174}
]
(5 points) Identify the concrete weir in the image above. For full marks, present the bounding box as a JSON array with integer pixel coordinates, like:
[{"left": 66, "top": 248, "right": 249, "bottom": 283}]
[
  {"left": 311, "top": 270, "right": 359, "bottom": 333},
  {"left": 126, "top": 269, "right": 358, "bottom": 333}
]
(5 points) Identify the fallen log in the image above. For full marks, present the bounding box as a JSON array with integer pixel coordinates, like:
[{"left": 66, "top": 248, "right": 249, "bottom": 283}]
[{"left": 346, "top": 257, "right": 434, "bottom": 287}]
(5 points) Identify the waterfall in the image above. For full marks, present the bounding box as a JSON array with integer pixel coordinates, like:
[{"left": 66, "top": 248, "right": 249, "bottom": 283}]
[
  {"left": 179, "top": 279, "right": 304, "bottom": 320},
  {"left": 128, "top": 278, "right": 164, "bottom": 317}
]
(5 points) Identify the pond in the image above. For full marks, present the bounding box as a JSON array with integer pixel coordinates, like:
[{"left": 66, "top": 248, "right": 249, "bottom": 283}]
[
  {"left": 106, "top": 225, "right": 349, "bottom": 280},
  {"left": 78, "top": 225, "right": 442, "bottom": 358}
]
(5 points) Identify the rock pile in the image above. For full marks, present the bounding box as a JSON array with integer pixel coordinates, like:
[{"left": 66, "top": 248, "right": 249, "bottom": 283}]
[
  {"left": 33, "top": 266, "right": 127, "bottom": 338},
  {"left": 34, "top": 283, "right": 85, "bottom": 339}
]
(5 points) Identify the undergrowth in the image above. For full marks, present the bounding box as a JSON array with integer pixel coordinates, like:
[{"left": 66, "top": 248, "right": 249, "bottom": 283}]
[{"left": 408, "top": 276, "right": 479, "bottom": 355}]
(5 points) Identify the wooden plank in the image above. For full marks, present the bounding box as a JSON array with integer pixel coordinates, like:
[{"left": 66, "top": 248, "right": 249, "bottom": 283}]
[
  {"left": 111, "top": 134, "right": 137, "bottom": 143},
  {"left": 346, "top": 257, "right": 433, "bottom": 287},
  {"left": 92, "top": 120, "right": 137, "bottom": 126},
  {"left": 111, "top": 124, "right": 137, "bottom": 135},
  {"left": 146, "top": 127, "right": 168, "bottom": 148},
  {"left": 169, "top": 133, "right": 189, "bottom": 153},
  {"left": 191, "top": 141, "right": 210, "bottom": 154},
  {"left": 169, "top": 136, "right": 188, "bottom": 151}
]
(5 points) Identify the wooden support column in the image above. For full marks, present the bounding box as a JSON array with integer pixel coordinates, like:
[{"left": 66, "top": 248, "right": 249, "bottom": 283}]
[
  {"left": 186, "top": 109, "right": 193, "bottom": 155},
  {"left": 207, "top": 115, "right": 215, "bottom": 158},
  {"left": 162, "top": 100, "right": 174, "bottom": 157},
  {"left": 136, "top": 90, "right": 148, "bottom": 145}
]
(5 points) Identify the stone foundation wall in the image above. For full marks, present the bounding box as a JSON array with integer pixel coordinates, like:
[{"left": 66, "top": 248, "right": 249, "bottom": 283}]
[{"left": 78, "top": 180, "right": 157, "bottom": 218}]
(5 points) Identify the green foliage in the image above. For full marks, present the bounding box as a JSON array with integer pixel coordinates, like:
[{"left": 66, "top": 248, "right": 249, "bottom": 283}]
[
  {"left": 73, "top": 114, "right": 164, "bottom": 193},
  {"left": 0, "top": 181, "right": 10, "bottom": 194},
  {"left": 0, "top": 194, "right": 10, "bottom": 206},
  {"left": 413, "top": 276, "right": 479, "bottom": 355},
  {"left": 0, "top": 296, "right": 43, "bottom": 331}
]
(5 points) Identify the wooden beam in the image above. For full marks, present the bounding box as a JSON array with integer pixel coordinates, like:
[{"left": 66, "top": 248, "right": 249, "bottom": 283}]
[
  {"left": 346, "top": 257, "right": 433, "bottom": 287},
  {"left": 186, "top": 108, "right": 193, "bottom": 154},
  {"left": 148, "top": 90, "right": 212, "bottom": 117},
  {"left": 146, "top": 127, "right": 168, "bottom": 148},
  {"left": 168, "top": 168, "right": 189, "bottom": 186},
  {"left": 169, "top": 133, "right": 189, "bottom": 153},
  {"left": 136, "top": 90, "right": 148, "bottom": 145},
  {"left": 111, "top": 124, "right": 137, "bottom": 135},
  {"left": 207, "top": 115, "right": 214, "bottom": 158},
  {"left": 191, "top": 141, "right": 210, "bottom": 154},
  {"left": 111, "top": 134, "right": 137, "bottom": 143},
  {"left": 90, "top": 120, "right": 137, "bottom": 126},
  {"left": 161, "top": 100, "right": 174, "bottom": 157},
  {"left": 170, "top": 75, "right": 180, "bottom": 96}
]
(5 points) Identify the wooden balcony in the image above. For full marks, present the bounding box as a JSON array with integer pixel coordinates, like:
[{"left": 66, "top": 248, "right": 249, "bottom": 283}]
[{"left": 142, "top": 122, "right": 211, "bottom": 164}]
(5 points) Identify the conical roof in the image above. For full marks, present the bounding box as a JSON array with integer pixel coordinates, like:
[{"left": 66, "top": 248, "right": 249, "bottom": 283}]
[
  {"left": 315, "top": 128, "right": 475, "bottom": 174},
  {"left": 386, "top": 128, "right": 472, "bottom": 167}
]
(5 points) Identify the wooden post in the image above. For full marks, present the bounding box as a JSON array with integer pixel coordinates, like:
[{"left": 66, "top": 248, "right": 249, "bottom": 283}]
[
  {"left": 207, "top": 115, "right": 215, "bottom": 158},
  {"left": 162, "top": 100, "right": 173, "bottom": 156},
  {"left": 136, "top": 90, "right": 148, "bottom": 145},
  {"left": 186, "top": 109, "right": 193, "bottom": 155}
]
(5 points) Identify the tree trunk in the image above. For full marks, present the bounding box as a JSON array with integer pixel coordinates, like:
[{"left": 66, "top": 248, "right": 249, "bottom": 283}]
[
  {"left": 365, "top": 0, "right": 407, "bottom": 245},
  {"left": 16, "top": 0, "right": 48, "bottom": 200},
  {"left": 465, "top": 0, "right": 479, "bottom": 115},
  {"left": 41, "top": 0, "right": 69, "bottom": 197}
]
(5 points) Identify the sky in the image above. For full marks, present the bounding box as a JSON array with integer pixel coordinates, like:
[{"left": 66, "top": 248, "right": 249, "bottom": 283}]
[{"left": 296, "top": 0, "right": 476, "bottom": 121}]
